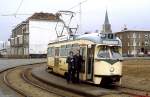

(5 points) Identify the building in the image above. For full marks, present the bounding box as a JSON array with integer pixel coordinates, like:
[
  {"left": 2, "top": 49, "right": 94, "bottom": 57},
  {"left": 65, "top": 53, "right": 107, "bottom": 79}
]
[
  {"left": 0, "top": 41, "right": 4, "bottom": 50},
  {"left": 0, "top": 41, "right": 10, "bottom": 57},
  {"left": 101, "top": 10, "right": 112, "bottom": 33},
  {"left": 115, "top": 28, "right": 150, "bottom": 56},
  {"left": 0, "top": 41, "right": 4, "bottom": 57},
  {"left": 9, "top": 12, "right": 61, "bottom": 58}
]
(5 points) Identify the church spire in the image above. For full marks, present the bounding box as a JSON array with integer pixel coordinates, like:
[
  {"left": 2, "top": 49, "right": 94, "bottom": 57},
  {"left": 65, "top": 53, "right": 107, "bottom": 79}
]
[
  {"left": 102, "top": 10, "right": 112, "bottom": 33},
  {"left": 104, "top": 10, "right": 109, "bottom": 24}
]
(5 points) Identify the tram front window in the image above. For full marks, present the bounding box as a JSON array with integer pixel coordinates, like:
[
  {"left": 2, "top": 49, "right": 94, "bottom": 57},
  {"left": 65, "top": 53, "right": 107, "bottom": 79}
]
[
  {"left": 97, "top": 46, "right": 122, "bottom": 59},
  {"left": 97, "top": 46, "right": 110, "bottom": 58},
  {"left": 110, "top": 46, "right": 122, "bottom": 59}
]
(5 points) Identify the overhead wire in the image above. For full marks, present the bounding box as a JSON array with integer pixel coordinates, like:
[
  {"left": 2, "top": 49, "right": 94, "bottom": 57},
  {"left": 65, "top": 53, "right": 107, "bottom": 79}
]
[
  {"left": 15, "top": 0, "right": 24, "bottom": 17},
  {"left": 67, "top": 0, "right": 88, "bottom": 11}
]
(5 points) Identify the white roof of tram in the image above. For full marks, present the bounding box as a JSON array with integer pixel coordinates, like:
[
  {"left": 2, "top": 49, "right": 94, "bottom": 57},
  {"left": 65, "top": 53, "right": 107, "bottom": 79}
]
[{"left": 75, "top": 33, "right": 122, "bottom": 46}]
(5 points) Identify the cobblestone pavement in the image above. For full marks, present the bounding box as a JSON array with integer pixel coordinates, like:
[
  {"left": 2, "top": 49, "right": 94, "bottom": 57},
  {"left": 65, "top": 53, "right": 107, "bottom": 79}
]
[{"left": 0, "top": 58, "right": 46, "bottom": 97}]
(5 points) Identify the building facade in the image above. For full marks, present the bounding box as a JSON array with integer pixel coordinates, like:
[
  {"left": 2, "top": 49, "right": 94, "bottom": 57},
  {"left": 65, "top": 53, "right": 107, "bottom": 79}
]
[
  {"left": 116, "top": 29, "right": 150, "bottom": 56},
  {"left": 9, "top": 12, "right": 60, "bottom": 58}
]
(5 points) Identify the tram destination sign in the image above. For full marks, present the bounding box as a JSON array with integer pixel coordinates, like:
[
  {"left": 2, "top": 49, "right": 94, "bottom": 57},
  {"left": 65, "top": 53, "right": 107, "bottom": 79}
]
[{"left": 102, "top": 40, "right": 119, "bottom": 45}]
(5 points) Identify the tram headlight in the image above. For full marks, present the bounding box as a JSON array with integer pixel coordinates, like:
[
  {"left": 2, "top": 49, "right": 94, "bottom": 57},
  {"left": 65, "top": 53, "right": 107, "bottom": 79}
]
[{"left": 110, "top": 67, "right": 115, "bottom": 72}]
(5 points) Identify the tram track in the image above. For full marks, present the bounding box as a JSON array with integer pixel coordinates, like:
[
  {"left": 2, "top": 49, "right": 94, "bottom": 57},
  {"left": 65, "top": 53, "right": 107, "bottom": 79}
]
[
  {"left": 2, "top": 64, "right": 83, "bottom": 97},
  {"left": 117, "top": 85, "right": 150, "bottom": 97},
  {"left": 22, "top": 68, "right": 83, "bottom": 97},
  {"left": 3, "top": 66, "right": 65, "bottom": 97},
  {"left": 0, "top": 63, "right": 42, "bottom": 97},
  {"left": 21, "top": 68, "right": 65, "bottom": 97}
]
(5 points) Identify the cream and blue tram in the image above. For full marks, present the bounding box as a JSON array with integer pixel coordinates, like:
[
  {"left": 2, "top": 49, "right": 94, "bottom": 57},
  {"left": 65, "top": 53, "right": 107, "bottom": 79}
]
[{"left": 47, "top": 33, "right": 123, "bottom": 85}]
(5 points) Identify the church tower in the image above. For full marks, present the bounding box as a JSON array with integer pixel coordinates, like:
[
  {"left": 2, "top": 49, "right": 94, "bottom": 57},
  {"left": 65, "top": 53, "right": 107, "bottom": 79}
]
[{"left": 102, "top": 10, "right": 112, "bottom": 33}]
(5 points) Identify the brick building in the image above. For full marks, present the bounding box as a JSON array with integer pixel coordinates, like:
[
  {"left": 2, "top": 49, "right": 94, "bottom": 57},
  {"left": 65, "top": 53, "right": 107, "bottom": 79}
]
[{"left": 115, "top": 28, "right": 150, "bottom": 56}]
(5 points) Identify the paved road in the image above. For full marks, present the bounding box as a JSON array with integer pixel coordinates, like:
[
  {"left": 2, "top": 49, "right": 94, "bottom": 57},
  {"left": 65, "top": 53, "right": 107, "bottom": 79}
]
[
  {"left": 0, "top": 58, "right": 46, "bottom": 72},
  {"left": 0, "top": 58, "right": 46, "bottom": 97}
]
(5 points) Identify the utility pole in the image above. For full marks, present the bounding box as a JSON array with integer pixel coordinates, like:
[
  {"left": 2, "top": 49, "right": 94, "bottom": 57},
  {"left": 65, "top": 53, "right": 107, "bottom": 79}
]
[{"left": 79, "top": 0, "right": 88, "bottom": 34}]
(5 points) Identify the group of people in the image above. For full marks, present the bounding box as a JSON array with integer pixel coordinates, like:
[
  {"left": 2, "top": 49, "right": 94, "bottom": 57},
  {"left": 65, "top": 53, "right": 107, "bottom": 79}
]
[{"left": 66, "top": 50, "right": 84, "bottom": 83}]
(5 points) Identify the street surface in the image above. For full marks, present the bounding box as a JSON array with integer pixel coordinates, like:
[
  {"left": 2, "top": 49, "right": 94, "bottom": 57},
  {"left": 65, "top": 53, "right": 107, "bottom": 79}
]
[
  {"left": 0, "top": 58, "right": 46, "bottom": 97},
  {"left": 0, "top": 58, "right": 46, "bottom": 72}
]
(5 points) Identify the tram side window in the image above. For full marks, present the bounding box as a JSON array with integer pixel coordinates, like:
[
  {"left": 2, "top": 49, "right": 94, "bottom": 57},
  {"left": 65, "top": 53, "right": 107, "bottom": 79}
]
[
  {"left": 47, "top": 47, "right": 52, "bottom": 57},
  {"left": 55, "top": 47, "right": 59, "bottom": 56},
  {"left": 72, "top": 44, "right": 79, "bottom": 48},
  {"left": 72, "top": 44, "right": 80, "bottom": 52},
  {"left": 51, "top": 47, "right": 55, "bottom": 56},
  {"left": 66, "top": 44, "right": 72, "bottom": 56},
  {"left": 60, "top": 45, "right": 67, "bottom": 57},
  {"left": 47, "top": 47, "right": 55, "bottom": 57}
]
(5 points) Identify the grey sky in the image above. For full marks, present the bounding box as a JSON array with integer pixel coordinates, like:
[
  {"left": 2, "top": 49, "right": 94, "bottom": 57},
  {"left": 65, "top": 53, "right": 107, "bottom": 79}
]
[{"left": 0, "top": 0, "right": 150, "bottom": 41}]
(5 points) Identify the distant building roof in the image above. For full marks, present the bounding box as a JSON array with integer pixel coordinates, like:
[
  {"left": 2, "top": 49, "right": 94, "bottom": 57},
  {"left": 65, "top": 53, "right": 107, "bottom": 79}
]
[
  {"left": 12, "top": 12, "right": 61, "bottom": 31},
  {"left": 115, "top": 29, "right": 150, "bottom": 34},
  {"left": 27, "top": 12, "right": 60, "bottom": 21}
]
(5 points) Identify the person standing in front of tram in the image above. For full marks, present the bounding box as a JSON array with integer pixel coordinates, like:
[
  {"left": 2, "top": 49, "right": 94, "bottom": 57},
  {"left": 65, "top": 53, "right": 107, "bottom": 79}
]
[
  {"left": 66, "top": 51, "right": 75, "bottom": 83},
  {"left": 74, "top": 50, "right": 84, "bottom": 83}
]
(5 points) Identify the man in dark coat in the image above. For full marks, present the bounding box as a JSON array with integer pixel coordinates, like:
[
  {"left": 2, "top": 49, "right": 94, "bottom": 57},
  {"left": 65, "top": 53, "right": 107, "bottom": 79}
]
[
  {"left": 74, "top": 50, "right": 84, "bottom": 83},
  {"left": 66, "top": 51, "right": 75, "bottom": 83}
]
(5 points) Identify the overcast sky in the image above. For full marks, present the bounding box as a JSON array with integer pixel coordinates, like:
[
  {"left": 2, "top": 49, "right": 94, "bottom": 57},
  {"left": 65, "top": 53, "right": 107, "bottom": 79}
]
[{"left": 0, "top": 0, "right": 150, "bottom": 41}]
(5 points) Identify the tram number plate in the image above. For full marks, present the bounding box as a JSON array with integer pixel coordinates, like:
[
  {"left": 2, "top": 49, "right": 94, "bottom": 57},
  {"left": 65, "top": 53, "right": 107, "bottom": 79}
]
[{"left": 102, "top": 40, "right": 119, "bottom": 45}]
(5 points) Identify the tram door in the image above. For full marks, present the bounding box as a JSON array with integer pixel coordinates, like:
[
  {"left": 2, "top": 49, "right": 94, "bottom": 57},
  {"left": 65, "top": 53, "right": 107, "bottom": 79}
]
[
  {"left": 79, "top": 46, "right": 86, "bottom": 80},
  {"left": 54, "top": 47, "right": 59, "bottom": 72},
  {"left": 86, "top": 45, "right": 94, "bottom": 81}
]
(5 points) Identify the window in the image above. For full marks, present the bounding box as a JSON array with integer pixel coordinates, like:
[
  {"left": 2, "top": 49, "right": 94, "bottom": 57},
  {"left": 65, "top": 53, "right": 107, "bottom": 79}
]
[
  {"left": 66, "top": 44, "right": 72, "bottom": 48},
  {"left": 110, "top": 46, "right": 122, "bottom": 59},
  {"left": 66, "top": 44, "right": 72, "bottom": 56},
  {"left": 139, "top": 42, "right": 141, "bottom": 46},
  {"left": 72, "top": 44, "right": 79, "bottom": 48},
  {"left": 128, "top": 42, "right": 130, "bottom": 46},
  {"left": 128, "top": 50, "right": 130, "bottom": 55},
  {"left": 97, "top": 46, "right": 122, "bottom": 59},
  {"left": 55, "top": 47, "right": 59, "bottom": 56},
  {"left": 133, "top": 33, "right": 136, "bottom": 38},
  {"left": 133, "top": 41, "right": 136, "bottom": 46},
  {"left": 145, "top": 41, "right": 148, "bottom": 46},
  {"left": 128, "top": 35, "right": 130, "bottom": 38},
  {"left": 60, "top": 45, "right": 67, "bottom": 56},
  {"left": 145, "top": 34, "right": 148, "bottom": 38},
  {"left": 72, "top": 44, "right": 80, "bottom": 51},
  {"left": 97, "top": 46, "right": 110, "bottom": 58},
  {"left": 24, "top": 35, "right": 29, "bottom": 44},
  {"left": 47, "top": 47, "right": 55, "bottom": 57},
  {"left": 139, "top": 34, "right": 141, "bottom": 38},
  {"left": 47, "top": 47, "right": 52, "bottom": 56}
]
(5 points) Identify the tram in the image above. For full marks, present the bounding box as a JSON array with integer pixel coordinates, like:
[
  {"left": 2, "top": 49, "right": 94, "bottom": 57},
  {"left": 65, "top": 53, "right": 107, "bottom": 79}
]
[{"left": 47, "top": 32, "right": 123, "bottom": 85}]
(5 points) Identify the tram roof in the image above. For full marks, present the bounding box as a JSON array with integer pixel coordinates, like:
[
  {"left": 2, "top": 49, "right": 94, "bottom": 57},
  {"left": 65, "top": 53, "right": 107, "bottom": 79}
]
[{"left": 75, "top": 33, "right": 122, "bottom": 46}]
